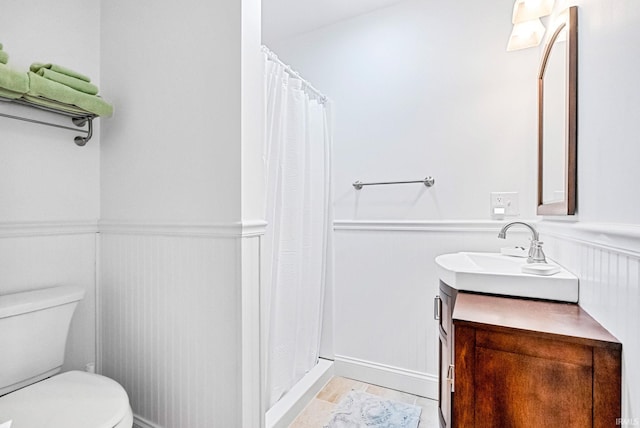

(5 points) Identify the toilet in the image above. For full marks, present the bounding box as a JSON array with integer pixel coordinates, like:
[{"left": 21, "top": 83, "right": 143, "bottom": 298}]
[{"left": 0, "top": 285, "right": 133, "bottom": 428}]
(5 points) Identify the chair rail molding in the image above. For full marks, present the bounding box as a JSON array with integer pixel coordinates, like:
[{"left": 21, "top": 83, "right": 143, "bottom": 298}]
[
  {"left": 538, "top": 220, "right": 640, "bottom": 257},
  {"left": 0, "top": 220, "right": 98, "bottom": 238},
  {"left": 333, "top": 219, "right": 538, "bottom": 233},
  {"left": 98, "top": 219, "right": 267, "bottom": 238}
]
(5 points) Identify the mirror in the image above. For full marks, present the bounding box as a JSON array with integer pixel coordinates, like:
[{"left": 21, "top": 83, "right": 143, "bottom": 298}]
[{"left": 537, "top": 6, "right": 577, "bottom": 215}]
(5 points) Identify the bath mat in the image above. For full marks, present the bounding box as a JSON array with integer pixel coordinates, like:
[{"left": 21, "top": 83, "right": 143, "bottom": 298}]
[{"left": 325, "top": 390, "right": 421, "bottom": 428}]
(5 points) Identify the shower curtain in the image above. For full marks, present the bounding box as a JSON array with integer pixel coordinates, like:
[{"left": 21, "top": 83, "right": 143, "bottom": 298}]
[{"left": 263, "top": 48, "right": 333, "bottom": 409}]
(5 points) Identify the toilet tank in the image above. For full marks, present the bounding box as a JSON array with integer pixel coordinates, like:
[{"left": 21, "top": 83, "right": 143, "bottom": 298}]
[{"left": 0, "top": 285, "right": 85, "bottom": 396}]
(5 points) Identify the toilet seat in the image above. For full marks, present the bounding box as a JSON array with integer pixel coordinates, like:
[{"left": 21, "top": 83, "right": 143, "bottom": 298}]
[{"left": 0, "top": 371, "right": 132, "bottom": 428}]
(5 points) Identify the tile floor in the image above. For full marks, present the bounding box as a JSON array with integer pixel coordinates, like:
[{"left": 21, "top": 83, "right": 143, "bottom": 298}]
[{"left": 289, "top": 376, "right": 439, "bottom": 427}]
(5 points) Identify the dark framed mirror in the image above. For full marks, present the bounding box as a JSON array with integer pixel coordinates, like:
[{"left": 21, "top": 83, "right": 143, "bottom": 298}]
[{"left": 537, "top": 6, "right": 577, "bottom": 215}]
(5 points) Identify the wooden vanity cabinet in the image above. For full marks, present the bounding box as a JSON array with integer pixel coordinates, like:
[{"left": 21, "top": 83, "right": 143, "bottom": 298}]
[{"left": 451, "top": 292, "right": 621, "bottom": 428}]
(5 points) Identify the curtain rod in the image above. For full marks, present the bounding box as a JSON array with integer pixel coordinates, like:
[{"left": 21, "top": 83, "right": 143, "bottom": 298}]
[{"left": 261, "top": 46, "right": 329, "bottom": 104}]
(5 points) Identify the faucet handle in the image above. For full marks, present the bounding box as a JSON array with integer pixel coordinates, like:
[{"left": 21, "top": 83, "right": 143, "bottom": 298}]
[{"left": 528, "top": 240, "right": 547, "bottom": 264}]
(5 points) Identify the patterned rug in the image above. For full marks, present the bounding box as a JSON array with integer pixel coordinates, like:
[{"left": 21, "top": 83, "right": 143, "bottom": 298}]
[{"left": 325, "top": 390, "right": 422, "bottom": 428}]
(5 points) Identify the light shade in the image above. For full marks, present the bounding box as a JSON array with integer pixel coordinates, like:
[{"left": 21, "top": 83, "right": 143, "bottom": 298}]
[
  {"left": 512, "top": 0, "right": 555, "bottom": 23},
  {"left": 506, "top": 18, "right": 546, "bottom": 51}
]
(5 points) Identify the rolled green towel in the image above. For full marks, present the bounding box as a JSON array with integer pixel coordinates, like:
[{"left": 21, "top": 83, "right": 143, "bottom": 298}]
[
  {"left": 0, "top": 64, "right": 29, "bottom": 94},
  {"left": 0, "top": 87, "right": 24, "bottom": 100},
  {"left": 30, "top": 62, "right": 91, "bottom": 83},
  {"left": 0, "top": 50, "right": 8, "bottom": 65},
  {"left": 28, "top": 72, "right": 112, "bottom": 117},
  {"left": 37, "top": 68, "right": 99, "bottom": 95}
]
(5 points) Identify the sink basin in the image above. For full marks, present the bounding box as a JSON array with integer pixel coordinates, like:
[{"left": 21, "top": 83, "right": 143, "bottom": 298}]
[{"left": 435, "top": 252, "right": 578, "bottom": 302}]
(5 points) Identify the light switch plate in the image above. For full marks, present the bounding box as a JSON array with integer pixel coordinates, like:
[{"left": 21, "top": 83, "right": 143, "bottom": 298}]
[{"left": 490, "top": 192, "right": 519, "bottom": 218}]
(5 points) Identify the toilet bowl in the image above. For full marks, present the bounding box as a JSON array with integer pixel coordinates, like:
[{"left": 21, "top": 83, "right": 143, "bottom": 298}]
[{"left": 0, "top": 371, "right": 133, "bottom": 428}]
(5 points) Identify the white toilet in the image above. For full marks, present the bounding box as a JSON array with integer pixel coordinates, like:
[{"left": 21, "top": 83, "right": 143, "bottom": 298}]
[{"left": 0, "top": 285, "right": 133, "bottom": 428}]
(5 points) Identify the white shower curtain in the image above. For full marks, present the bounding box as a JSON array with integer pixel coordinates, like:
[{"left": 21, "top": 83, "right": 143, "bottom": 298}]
[{"left": 263, "top": 49, "right": 333, "bottom": 409}]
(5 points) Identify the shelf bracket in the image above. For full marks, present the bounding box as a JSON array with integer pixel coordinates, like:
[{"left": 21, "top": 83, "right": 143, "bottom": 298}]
[{"left": 72, "top": 116, "right": 93, "bottom": 146}]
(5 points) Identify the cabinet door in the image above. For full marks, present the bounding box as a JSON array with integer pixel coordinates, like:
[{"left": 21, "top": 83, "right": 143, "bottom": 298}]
[
  {"left": 437, "top": 283, "right": 455, "bottom": 427},
  {"left": 456, "top": 327, "right": 594, "bottom": 428},
  {"left": 438, "top": 333, "right": 451, "bottom": 427},
  {"left": 475, "top": 348, "right": 592, "bottom": 427}
]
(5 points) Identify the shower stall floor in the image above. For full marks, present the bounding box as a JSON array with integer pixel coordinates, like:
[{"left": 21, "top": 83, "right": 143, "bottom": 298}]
[{"left": 289, "top": 376, "right": 439, "bottom": 427}]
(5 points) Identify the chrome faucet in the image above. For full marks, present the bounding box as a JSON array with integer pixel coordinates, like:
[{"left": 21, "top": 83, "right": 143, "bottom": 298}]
[{"left": 497, "top": 221, "right": 547, "bottom": 264}]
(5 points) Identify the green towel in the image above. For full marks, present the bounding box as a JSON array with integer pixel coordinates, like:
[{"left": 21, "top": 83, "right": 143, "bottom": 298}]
[
  {"left": 0, "top": 87, "right": 24, "bottom": 100},
  {"left": 37, "top": 68, "right": 98, "bottom": 95},
  {"left": 0, "top": 64, "right": 29, "bottom": 94},
  {"left": 28, "top": 72, "right": 112, "bottom": 117},
  {"left": 0, "top": 50, "right": 8, "bottom": 65},
  {"left": 30, "top": 63, "right": 91, "bottom": 83},
  {"left": 21, "top": 94, "right": 93, "bottom": 115}
]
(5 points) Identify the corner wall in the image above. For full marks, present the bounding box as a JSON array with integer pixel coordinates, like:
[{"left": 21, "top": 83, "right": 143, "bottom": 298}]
[
  {"left": 0, "top": 0, "right": 101, "bottom": 373},
  {"left": 99, "top": 1, "right": 263, "bottom": 426}
]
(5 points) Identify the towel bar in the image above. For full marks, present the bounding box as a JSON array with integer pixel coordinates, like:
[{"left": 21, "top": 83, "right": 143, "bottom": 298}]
[{"left": 353, "top": 176, "right": 435, "bottom": 190}]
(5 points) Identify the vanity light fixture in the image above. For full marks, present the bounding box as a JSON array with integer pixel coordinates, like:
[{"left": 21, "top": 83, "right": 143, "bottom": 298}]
[
  {"left": 506, "top": 0, "right": 555, "bottom": 51},
  {"left": 506, "top": 18, "right": 546, "bottom": 51},
  {"left": 512, "top": 0, "right": 555, "bottom": 23}
]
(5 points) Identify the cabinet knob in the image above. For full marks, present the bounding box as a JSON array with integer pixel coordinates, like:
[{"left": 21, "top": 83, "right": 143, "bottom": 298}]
[{"left": 434, "top": 295, "right": 442, "bottom": 320}]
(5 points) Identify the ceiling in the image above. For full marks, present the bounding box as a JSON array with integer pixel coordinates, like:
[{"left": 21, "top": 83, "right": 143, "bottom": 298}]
[{"left": 262, "top": 0, "right": 408, "bottom": 44}]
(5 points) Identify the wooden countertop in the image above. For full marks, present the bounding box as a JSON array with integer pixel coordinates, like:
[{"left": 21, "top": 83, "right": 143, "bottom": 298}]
[{"left": 452, "top": 292, "right": 621, "bottom": 349}]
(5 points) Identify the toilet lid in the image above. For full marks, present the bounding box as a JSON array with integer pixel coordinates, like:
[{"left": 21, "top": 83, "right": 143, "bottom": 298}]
[{"left": 0, "top": 371, "right": 130, "bottom": 428}]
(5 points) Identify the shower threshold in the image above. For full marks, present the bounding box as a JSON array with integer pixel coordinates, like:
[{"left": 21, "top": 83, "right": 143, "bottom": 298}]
[{"left": 266, "top": 358, "right": 334, "bottom": 428}]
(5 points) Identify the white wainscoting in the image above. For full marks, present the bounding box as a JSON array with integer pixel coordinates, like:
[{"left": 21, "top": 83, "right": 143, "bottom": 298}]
[
  {"left": 99, "top": 221, "right": 264, "bottom": 428},
  {"left": 0, "top": 221, "right": 98, "bottom": 373},
  {"left": 539, "top": 221, "right": 640, "bottom": 419},
  {"left": 332, "top": 219, "right": 530, "bottom": 399}
]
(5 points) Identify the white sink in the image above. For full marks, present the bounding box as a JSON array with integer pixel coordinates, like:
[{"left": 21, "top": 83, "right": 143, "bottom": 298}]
[{"left": 435, "top": 252, "right": 578, "bottom": 302}]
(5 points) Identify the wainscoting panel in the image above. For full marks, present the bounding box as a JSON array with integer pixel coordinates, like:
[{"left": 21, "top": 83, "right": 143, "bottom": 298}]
[
  {"left": 540, "top": 221, "right": 640, "bottom": 419},
  {"left": 100, "top": 231, "right": 242, "bottom": 428},
  {"left": 332, "top": 220, "right": 529, "bottom": 399}
]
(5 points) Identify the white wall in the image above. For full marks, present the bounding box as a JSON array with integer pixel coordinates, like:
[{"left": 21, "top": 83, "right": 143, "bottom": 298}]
[
  {"left": 99, "top": 1, "right": 242, "bottom": 224},
  {"left": 563, "top": 0, "right": 640, "bottom": 224},
  {"left": 100, "top": 1, "right": 263, "bottom": 427},
  {"left": 539, "top": 0, "right": 640, "bottom": 419},
  {"left": 270, "top": 0, "right": 540, "bottom": 398},
  {"left": 272, "top": 0, "right": 539, "bottom": 221},
  {"left": 0, "top": 0, "right": 101, "bottom": 373}
]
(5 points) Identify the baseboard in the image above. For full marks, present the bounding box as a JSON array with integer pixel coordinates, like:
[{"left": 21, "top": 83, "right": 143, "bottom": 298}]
[
  {"left": 266, "top": 358, "right": 334, "bottom": 428},
  {"left": 133, "top": 414, "right": 162, "bottom": 428},
  {"left": 334, "top": 355, "right": 437, "bottom": 399}
]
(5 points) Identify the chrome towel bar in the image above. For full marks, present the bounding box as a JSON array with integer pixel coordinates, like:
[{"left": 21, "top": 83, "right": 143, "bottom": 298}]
[{"left": 352, "top": 176, "right": 435, "bottom": 190}]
